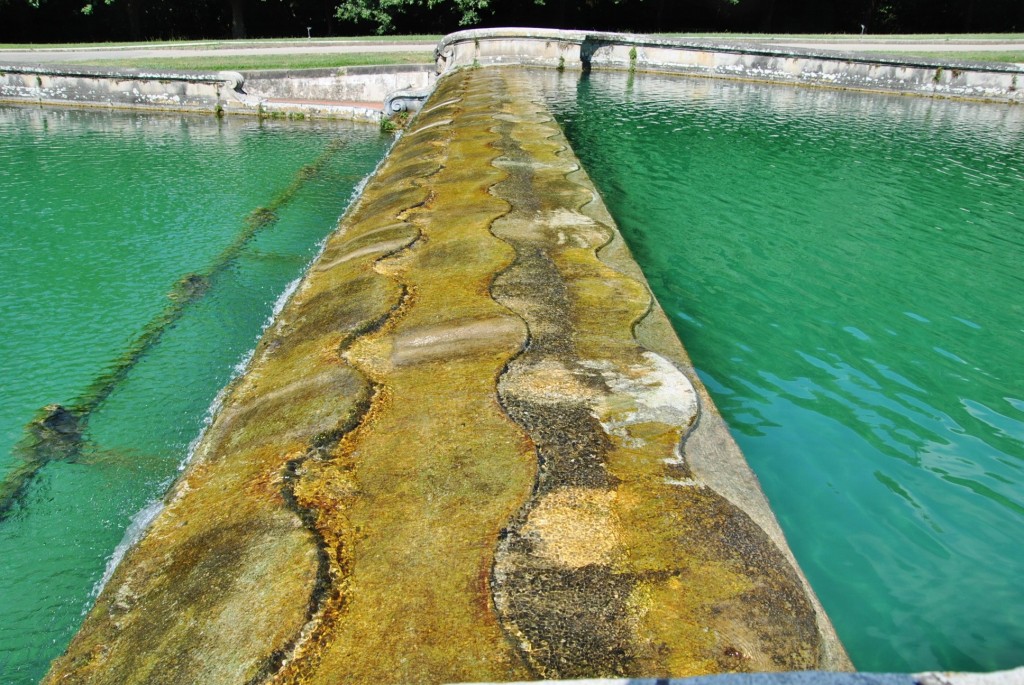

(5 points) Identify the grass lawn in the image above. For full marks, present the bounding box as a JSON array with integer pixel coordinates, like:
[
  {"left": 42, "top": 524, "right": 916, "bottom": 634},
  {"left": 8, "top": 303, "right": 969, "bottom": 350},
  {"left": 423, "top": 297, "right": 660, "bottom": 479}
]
[
  {"left": 5, "top": 33, "right": 1022, "bottom": 51},
  {"left": 77, "top": 51, "right": 434, "bottom": 70},
  {"left": 0, "top": 35, "right": 441, "bottom": 50},
  {"left": 660, "top": 32, "right": 1024, "bottom": 40},
  {"left": 893, "top": 51, "right": 1024, "bottom": 62},
  {"left": 1, "top": 33, "right": 1019, "bottom": 70}
]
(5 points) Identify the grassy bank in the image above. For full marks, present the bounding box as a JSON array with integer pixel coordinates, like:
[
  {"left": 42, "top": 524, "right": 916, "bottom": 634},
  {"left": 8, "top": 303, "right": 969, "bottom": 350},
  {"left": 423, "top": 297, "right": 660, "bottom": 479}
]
[
  {"left": 902, "top": 51, "right": 1024, "bottom": 62},
  {"left": 0, "top": 36, "right": 440, "bottom": 50},
  {"left": 661, "top": 32, "right": 1024, "bottom": 40},
  {"left": 80, "top": 51, "right": 434, "bottom": 70},
  {"left": 2, "top": 33, "right": 1020, "bottom": 69}
]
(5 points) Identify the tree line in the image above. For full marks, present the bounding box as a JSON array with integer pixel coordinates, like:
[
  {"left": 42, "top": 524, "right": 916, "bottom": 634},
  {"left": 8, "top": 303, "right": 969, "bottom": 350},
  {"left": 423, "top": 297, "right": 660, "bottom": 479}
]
[{"left": 2, "top": 0, "right": 1021, "bottom": 44}]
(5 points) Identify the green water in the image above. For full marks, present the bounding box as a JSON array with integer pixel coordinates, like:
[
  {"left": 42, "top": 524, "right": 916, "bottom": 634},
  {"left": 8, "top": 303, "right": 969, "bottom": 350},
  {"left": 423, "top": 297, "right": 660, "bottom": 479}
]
[
  {"left": 0, "top": 106, "right": 389, "bottom": 683},
  {"left": 544, "top": 71, "right": 1024, "bottom": 672}
]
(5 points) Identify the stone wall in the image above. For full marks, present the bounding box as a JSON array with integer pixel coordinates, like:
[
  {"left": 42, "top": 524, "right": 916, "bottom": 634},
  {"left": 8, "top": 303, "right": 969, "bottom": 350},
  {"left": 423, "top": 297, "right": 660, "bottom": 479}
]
[
  {"left": 5, "top": 31, "right": 1020, "bottom": 120},
  {"left": 0, "top": 64, "right": 236, "bottom": 112},
  {"left": 243, "top": 64, "right": 435, "bottom": 104},
  {"left": 436, "top": 28, "right": 1024, "bottom": 104},
  {"left": 0, "top": 63, "right": 435, "bottom": 121}
]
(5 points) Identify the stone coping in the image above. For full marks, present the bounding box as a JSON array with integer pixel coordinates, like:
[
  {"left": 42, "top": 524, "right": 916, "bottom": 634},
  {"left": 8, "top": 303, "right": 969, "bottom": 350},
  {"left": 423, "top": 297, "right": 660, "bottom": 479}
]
[
  {"left": 241, "top": 63, "right": 435, "bottom": 79},
  {"left": 0, "top": 62, "right": 430, "bottom": 121},
  {"left": 0, "top": 61, "right": 238, "bottom": 84},
  {"left": 435, "top": 28, "right": 1023, "bottom": 103},
  {"left": 437, "top": 28, "right": 1024, "bottom": 74}
]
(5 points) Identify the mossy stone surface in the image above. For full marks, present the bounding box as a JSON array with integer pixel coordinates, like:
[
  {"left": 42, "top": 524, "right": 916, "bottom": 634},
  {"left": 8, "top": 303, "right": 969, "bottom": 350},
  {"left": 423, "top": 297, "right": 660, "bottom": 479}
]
[{"left": 45, "top": 67, "right": 848, "bottom": 685}]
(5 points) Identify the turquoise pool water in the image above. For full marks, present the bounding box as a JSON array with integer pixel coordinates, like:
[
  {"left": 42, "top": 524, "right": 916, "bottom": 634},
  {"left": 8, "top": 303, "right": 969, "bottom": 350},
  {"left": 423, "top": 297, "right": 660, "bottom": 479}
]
[
  {"left": 545, "top": 71, "right": 1024, "bottom": 672},
  {"left": 0, "top": 106, "right": 389, "bottom": 683}
]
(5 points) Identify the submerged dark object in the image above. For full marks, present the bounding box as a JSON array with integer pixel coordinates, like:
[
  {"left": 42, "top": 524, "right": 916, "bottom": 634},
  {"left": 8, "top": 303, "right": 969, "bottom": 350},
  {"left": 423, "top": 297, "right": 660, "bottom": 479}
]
[
  {"left": 0, "top": 404, "right": 84, "bottom": 521},
  {"left": 27, "top": 403, "right": 83, "bottom": 458},
  {"left": 0, "top": 141, "right": 345, "bottom": 526},
  {"left": 169, "top": 273, "right": 211, "bottom": 303}
]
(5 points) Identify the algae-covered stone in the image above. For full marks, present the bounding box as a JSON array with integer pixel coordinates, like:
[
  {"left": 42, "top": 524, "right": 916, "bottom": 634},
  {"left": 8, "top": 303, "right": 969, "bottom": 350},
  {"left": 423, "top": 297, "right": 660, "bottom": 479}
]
[{"left": 46, "top": 66, "right": 848, "bottom": 685}]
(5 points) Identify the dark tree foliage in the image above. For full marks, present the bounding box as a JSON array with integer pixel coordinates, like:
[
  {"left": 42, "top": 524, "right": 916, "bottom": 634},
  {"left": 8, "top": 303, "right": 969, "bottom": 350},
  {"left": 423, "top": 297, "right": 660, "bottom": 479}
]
[
  {"left": 1, "top": 0, "right": 1022, "bottom": 45},
  {"left": 337, "top": 0, "right": 496, "bottom": 34},
  {"left": 330, "top": 0, "right": 1024, "bottom": 34},
  {"left": 0, "top": 0, "right": 343, "bottom": 41}
]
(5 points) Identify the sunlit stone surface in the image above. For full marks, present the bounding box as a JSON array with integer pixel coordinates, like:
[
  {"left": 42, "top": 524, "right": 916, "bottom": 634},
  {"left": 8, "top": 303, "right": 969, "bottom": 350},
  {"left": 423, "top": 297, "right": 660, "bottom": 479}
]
[{"left": 45, "top": 67, "right": 849, "bottom": 684}]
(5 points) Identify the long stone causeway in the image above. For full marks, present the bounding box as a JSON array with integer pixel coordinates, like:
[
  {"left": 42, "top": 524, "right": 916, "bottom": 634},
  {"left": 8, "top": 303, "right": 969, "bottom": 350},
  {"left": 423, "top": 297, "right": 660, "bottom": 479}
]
[{"left": 38, "top": 60, "right": 863, "bottom": 683}]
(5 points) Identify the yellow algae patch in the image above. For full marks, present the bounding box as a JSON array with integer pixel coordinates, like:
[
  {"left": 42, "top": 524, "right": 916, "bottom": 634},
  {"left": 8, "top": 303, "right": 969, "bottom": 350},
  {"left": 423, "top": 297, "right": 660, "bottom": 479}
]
[
  {"left": 499, "top": 358, "right": 600, "bottom": 405},
  {"left": 520, "top": 488, "right": 619, "bottom": 568},
  {"left": 391, "top": 314, "right": 524, "bottom": 365}
]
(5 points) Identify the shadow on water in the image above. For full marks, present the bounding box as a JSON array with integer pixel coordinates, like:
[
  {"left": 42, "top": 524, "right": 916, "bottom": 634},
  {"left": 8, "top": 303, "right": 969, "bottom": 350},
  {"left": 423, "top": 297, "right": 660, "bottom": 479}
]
[{"left": 0, "top": 138, "right": 350, "bottom": 522}]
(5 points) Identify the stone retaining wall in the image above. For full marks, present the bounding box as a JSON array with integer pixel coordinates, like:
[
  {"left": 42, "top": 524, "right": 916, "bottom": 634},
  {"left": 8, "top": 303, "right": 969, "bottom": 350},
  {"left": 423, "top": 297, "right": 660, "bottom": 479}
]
[
  {"left": 0, "top": 63, "right": 434, "bottom": 121},
  {"left": 0, "top": 64, "right": 236, "bottom": 112},
  {"left": 4, "top": 31, "right": 1020, "bottom": 120},
  {"left": 243, "top": 64, "right": 434, "bottom": 104},
  {"left": 436, "top": 28, "right": 1024, "bottom": 103}
]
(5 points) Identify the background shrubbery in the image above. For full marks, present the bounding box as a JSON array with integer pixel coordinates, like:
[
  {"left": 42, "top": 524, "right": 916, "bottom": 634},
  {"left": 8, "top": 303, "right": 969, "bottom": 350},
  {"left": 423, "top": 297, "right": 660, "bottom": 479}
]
[{"left": 2, "top": 0, "right": 1022, "bottom": 45}]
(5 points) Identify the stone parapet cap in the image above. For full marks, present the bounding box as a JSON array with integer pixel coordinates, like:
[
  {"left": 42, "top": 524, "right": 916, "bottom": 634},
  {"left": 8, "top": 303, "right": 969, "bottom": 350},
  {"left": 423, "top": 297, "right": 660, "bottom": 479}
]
[
  {"left": 0, "top": 62, "right": 240, "bottom": 84},
  {"left": 436, "top": 27, "right": 1024, "bottom": 74}
]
